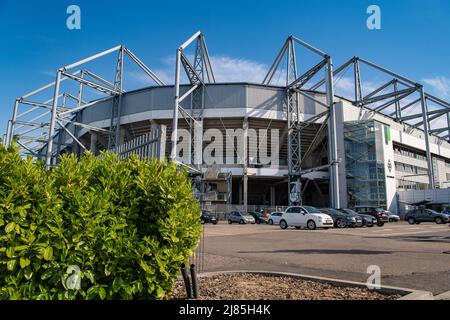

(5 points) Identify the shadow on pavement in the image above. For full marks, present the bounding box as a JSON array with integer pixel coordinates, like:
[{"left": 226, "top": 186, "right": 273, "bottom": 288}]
[
  {"left": 366, "top": 235, "right": 450, "bottom": 243},
  {"left": 238, "top": 249, "right": 392, "bottom": 255}
]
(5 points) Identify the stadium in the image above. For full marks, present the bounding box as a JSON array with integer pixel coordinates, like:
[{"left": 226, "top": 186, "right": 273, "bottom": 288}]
[{"left": 5, "top": 32, "right": 450, "bottom": 215}]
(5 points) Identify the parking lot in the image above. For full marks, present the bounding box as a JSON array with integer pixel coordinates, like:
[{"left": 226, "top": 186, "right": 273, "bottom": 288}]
[{"left": 201, "top": 222, "right": 450, "bottom": 295}]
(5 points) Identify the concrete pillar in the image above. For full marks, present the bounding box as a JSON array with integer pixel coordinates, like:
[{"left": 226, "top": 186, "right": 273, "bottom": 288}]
[
  {"left": 243, "top": 175, "right": 248, "bottom": 212},
  {"left": 119, "top": 128, "right": 127, "bottom": 145},
  {"left": 243, "top": 117, "right": 248, "bottom": 212},
  {"left": 90, "top": 132, "right": 98, "bottom": 155},
  {"left": 238, "top": 181, "right": 243, "bottom": 205},
  {"left": 270, "top": 185, "right": 276, "bottom": 206}
]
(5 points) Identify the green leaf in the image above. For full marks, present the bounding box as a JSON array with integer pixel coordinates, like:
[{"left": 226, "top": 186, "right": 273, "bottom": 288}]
[
  {"left": 86, "top": 286, "right": 99, "bottom": 300},
  {"left": 20, "top": 257, "right": 31, "bottom": 269},
  {"left": 112, "top": 277, "right": 123, "bottom": 293},
  {"left": 7, "top": 259, "right": 17, "bottom": 271},
  {"left": 24, "top": 267, "right": 33, "bottom": 280},
  {"left": 43, "top": 247, "right": 53, "bottom": 261},
  {"left": 5, "top": 222, "right": 16, "bottom": 233},
  {"left": 84, "top": 270, "right": 95, "bottom": 284},
  {"left": 99, "top": 287, "right": 106, "bottom": 300},
  {"left": 6, "top": 247, "right": 14, "bottom": 258}
]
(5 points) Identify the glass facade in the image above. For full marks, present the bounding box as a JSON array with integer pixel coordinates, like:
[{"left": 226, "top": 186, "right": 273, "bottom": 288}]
[{"left": 344, "top": 120, "right": 387, "bottom": 208}]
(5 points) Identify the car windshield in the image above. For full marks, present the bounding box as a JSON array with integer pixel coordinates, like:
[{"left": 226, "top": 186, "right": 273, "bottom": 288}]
[
  {"left": 375, "top": 208, "right": 386, "bottom": 212},
  {"left": 320, "top": 208, "right": 340, "bottom": 215},
  {"left": 340, "top": 208, "right": 357, "bottom": 215},
  {"left": 304, "top": 206, "right": 321, "bottom": 213}
]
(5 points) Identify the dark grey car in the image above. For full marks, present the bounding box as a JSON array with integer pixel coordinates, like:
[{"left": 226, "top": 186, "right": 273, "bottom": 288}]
[
  {"left": 339, "top": 208, "right": 377, "bottom": 227},
  {"left": 405, "top": 209, "right": 450, "bottom": 225},
  {"left": 319, "top": 208, "right": 363, "bottom": 228}
]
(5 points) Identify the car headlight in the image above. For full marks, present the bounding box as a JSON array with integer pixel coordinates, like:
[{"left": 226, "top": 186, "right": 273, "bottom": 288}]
[
  {"left": 318, "top": 217, "right": 324, "bottom": 221},
  {"left": 351, "top": 217, "right": 356, "bottom": 222}
]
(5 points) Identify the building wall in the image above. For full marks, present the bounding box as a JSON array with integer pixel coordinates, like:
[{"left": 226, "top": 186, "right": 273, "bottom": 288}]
[{"left": 47, "top": 84, "right": 450, "bottom": 209}]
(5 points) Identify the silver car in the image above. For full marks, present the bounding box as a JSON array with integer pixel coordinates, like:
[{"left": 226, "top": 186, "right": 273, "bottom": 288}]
[
  {"left": 228, "top": 211, "right": 256, "bottom": 224},
  {"left": 267, "top": 212, "right": 283, "bottom": 225}
]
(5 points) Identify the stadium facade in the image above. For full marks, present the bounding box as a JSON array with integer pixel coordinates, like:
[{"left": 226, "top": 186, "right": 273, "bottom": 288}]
[{"left": 5, "top": 32, "right": 450, "bottom": 214}]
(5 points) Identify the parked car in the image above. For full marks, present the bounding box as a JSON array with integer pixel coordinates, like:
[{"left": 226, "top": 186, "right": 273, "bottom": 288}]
[
  {"left": 228, "top": 211, "right": 256, "bottom": 224},
  {"left": 201, "top": 210, "right": 218, "bottom": 225},
  {"left": 248, "top": 211, "right": 267, "bottom": 224},
  {"left": 387, "top": 211, "right": 400, "bottom": 222},
  {"left": 279, "top": 206, "right": 334, "bottom": 230},
  {"left": 267, "top": 212, "right": 283, "bottom": 225},
  {"left": 339, "top": 208, "right": 377, "bottom": 227},
  {"left": 318, "top": 208, "right": 363, "bottom": 228},
  {"left": 352, "top": 206, "right": 389, "bottom": 226},
  {"left": 405, "top": 208, "right": 450, "bottom": 225}
]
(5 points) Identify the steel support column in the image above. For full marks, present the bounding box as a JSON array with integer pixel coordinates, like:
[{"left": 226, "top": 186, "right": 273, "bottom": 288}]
[
  {"left": 170, "top": 48, "right": 182, "bottom": 161},
  {"left": 45, "top": 70, "right": 62, "bottom": 168},
  {"left": 286, "top": 39, "right": 302, "bottom": 206},
  {"left": 326, "top": 56, "right": 340, "bottom": 209},
  {"left": 420, "top": 87, "right": 435, "bottom": 188},
  {"left": 447, "top": 113, "right": 450, "bottom": 143},
  {"left": 7, "top": 100, "right": 20, "bottom": 146}
]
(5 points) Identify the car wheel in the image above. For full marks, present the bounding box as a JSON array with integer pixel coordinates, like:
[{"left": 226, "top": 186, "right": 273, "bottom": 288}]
[
  {"left": 280, "top": 220, "right": 288, "bottom": 230},
  {"left": 377, "top": 222, "right": 384, "bottom": 227},
  {"left": 268, "top": 219, "right": 273, "bottom": 225},
  {"left": 435, "top": 217, "right": 443, "bottom": 224},
  {"left": 295, "top": 226, "right": 301, "bottom": 230},
  {"left": 212, "top": 221, "right": 218, "bottom": 225},
  {"left": 407, "top": 217, "right": 416, "bottom": 225},
  {"left": 336, "top": 218, "right": 346, "bottom": 228},
  {"left": 228, "top": 220, "right": 232, "bottom": 224},
  {"left": 239, "top": 219, "right": 244, "bottom": 224},
  {"left": 307, "top": 220, "right": 316, "bottom": 230},
  {"left": 389, "top": 218, "right": 393, "bottom": 222},
  {"left": 256, "top": 220, "right": 260, "bottom": 224}
]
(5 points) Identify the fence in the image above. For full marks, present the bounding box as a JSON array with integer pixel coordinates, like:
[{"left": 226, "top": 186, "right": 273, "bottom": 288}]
[{"left": 116, "top": 125, "right": 166, "bottom": 162}]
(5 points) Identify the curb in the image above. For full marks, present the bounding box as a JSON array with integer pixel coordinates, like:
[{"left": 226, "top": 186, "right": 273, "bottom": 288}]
[
  {"left": 198, "top": 270, "right": 434, "bottom": 300},
  {"left": 434, "top": 291, "right": 450, "bottom": 300}
]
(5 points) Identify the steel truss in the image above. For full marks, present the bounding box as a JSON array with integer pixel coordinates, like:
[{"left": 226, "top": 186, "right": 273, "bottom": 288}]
[
  {"left": 5, "top": 45, "right": 164, "bottom": 168},
  {"left": 263, "top": 36, "right": 340, "bottom": 208},
  {"left": 317, "top": 56, "right": 450, "bottom": 189},
  {"left": 170, "top": 31, "right": 215, "bottom": 171}
]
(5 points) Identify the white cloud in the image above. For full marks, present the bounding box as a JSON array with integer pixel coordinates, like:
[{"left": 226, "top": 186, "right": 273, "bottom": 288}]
[
  {"left": 422, "top": 76, "right": 450, "bottom": 99},
  {"left": 209, "top": 56, "right": 268, "bottom": 83},
  {"left": 128, "top": 54, "right": 269, "bottom": 86}
]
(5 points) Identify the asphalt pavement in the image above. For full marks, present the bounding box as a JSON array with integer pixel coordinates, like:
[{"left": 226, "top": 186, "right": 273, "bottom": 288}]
[{"left": 201, "top": 221, "right": 450, "bottom": 294}]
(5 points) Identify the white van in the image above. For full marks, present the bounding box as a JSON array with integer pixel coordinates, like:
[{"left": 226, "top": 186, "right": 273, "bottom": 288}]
[{"left": 280, "top": 206, "right": 334, "bottom": 230}]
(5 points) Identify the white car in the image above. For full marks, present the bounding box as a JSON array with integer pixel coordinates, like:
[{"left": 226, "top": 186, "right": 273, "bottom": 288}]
[
  {"left": 280, "top": 206, "right": 334, "bottom": 230},
  {"left": 267, "top": 212, "right": 283, "bottom": 225}
]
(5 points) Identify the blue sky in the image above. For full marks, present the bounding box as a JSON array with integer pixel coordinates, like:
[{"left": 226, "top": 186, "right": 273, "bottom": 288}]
[{"left": 1, "top": 0, "right": 450, "bottom": 137}]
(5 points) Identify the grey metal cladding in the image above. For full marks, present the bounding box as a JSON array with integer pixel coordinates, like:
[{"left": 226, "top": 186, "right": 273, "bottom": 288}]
[
  {"left": 204, "top": 84, "right": 246, "bottom": 108},
  {"left": 246, "top": 85, "right": 285, "bottom": 111},
  {"left": 80, "top": 98, "right": 113, "bottom": 124},
  {"left": 79, "top": 83, "right": 316, "bottom": 126}
]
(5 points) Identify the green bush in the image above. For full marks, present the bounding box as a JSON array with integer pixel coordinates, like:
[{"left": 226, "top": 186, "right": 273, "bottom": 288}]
[{"left": 0, "top": 144, "right": 201, "bottom": 300}]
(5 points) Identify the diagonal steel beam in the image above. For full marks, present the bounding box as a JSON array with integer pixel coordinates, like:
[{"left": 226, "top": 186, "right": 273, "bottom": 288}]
[{"left": 288, "top": 58, "right": 328, "bottom": 89}]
